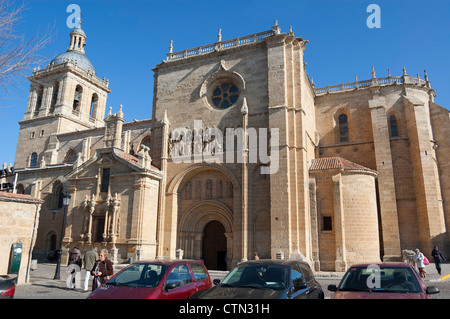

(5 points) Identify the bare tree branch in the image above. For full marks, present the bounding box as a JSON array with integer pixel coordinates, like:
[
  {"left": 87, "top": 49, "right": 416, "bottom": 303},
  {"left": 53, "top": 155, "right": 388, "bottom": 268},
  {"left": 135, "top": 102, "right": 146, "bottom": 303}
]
[{"left": 0, "top": 0, "right": 54, "bottom": 98}]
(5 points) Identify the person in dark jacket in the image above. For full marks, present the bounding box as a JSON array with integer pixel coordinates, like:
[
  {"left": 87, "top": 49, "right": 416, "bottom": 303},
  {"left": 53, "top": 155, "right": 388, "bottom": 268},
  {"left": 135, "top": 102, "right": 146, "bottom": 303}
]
[
  {"left": 90, "top": 248, "right": 113, "bottom": 291},
  {"left": 431, "top": 246, "right": 445, "bottom": 275}
]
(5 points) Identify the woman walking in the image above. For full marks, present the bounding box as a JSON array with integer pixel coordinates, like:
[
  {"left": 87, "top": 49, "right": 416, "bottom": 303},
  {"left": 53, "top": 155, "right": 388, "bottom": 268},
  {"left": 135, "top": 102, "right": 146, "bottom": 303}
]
[
  {"left": 90, "top": 249, "right": 113, "bottom": 291},
  {"left": 414, "top": 248, "right": 427, "bottom": 278}
]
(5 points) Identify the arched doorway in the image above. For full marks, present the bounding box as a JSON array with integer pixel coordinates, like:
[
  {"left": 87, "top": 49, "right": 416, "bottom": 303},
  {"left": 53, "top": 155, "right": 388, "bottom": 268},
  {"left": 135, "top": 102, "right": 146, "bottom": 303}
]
[{"left": 202, "top": 221, "right": 227, "bottom": 270}]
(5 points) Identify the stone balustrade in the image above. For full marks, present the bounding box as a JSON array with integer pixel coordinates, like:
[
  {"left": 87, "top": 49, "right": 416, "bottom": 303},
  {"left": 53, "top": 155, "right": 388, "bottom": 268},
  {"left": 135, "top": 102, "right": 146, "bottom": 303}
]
[
  {"left": 166, "top": 30, "right": 275, "bottom": 61},
  {"left": 314, "top": 69, "right": 430, "bottom": 96}
]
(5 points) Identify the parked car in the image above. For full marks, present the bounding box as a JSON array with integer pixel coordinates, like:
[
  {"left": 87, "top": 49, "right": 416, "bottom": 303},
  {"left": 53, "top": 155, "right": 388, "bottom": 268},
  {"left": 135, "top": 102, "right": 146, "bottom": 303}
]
[
  {"left": 0, "top": 275, "right": 16, "bottom": 298},
  {"left": 191, "top": 259, "right": 324, "bottom": 299},
  {"left": 328, "top": 262, "right": 440, "bottom": 299},
  {"left": 47, "top": 250, "right": 59, "bottom": 262},
  {"left": 88, "top": 259, "right": 212, "bottom": 299}
]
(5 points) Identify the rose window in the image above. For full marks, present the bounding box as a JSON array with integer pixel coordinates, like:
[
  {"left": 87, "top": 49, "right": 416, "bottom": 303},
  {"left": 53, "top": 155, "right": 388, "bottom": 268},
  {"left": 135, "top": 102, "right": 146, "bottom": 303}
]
[{"left": 212, "top": 83, "right": 239, "bottom": 109}]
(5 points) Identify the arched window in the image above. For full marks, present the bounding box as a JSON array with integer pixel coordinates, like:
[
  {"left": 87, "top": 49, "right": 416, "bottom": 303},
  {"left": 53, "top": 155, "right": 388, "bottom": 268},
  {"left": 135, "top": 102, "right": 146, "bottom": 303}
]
[
  {"left": 35, "top": 86, "right": 44, "bottom": 112},
  {"left": 389, "top": 115, "right": 399, "bottom": 137},
  {"left": 90, "top": 93, "right": 98, "bottom": 119},
  {"left": 50, "top": 82, "right": 59, "bottom": 113},
  {"left": 30, "top": 152, "right": 38, "bottom": 167},
  {"left": 65, "top": 149, "right": 78, "bottom": 164},
  {"left": 49, "top": 181, "right": 64, "bottom": 209},
  {"left": 73, "top": 85, "right": 83, "bottom": 111},
  {"left": 338, "top": 114, "right": 349, "bottom": 143},
  {"left": 140, "top": 136, "right": 151, "bottom": 155}
]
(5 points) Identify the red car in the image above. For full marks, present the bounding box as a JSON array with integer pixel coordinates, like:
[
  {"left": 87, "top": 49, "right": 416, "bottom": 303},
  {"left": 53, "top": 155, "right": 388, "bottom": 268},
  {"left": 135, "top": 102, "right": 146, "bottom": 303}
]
[
  {"left": 88, "top": 259, "right": 212, "bottom": 299},
  {"left": 328, "top": 262, "right": 440, "bottom": 299}
]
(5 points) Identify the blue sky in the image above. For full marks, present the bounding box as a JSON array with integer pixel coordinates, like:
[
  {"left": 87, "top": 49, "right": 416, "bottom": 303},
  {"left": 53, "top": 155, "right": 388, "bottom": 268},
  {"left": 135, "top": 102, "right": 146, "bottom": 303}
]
[{"left": 1, "top": 0, "right": 449, "bottom": 166}]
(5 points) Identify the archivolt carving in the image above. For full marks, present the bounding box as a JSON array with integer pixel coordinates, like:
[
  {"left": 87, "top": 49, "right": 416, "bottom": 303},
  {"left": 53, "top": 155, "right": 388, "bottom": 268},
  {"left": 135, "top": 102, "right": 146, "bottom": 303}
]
[{"left": 178, "top": 200, "right": 233, "bottom": 233}]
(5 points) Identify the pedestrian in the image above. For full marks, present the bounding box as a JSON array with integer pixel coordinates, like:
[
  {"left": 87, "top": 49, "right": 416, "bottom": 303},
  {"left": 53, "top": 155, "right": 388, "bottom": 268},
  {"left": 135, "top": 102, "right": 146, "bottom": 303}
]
[
  {"left": 431, "top": 245, "right": 445, "bottom": 275},
  {"left": 414, "top": 248, "right": 427, "bottom": 278},
  {"left": 83, "top": 246, "right": 98, "bottom": 292},
  {"left": 68, "top": 245, "right": 82, "bottom": 289},
  {"left": 253, "top": 252, "right": 259, "bottom": 260},
  {"left": 91, "top": 248, "right": 113, "bottom": 291}
]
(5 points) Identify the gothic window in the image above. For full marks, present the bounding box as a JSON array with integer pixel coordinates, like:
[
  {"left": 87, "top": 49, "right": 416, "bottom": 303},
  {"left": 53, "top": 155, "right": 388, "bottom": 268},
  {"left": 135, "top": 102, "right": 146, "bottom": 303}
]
[
  {"left": 73, "top": 85, "right": 83, "bottom": 111},
  {"left": 389, "top": 115, "right": 399, "bottom": 137},
  {"left": 338, "top": 114, "right": 349, "bottom": 143},
  {"left": 30, "top": 152, "right": 38, "bottom": 167},
  {"left": 90, "top": 93, "right": 98, "bottom": 119},
  {"left": 211, "top": 83, "right": 239, "bottom": 109},
  {"left": 100, "top": 168, "right": 110, "bottom": 193},
  {"left": 50, "top": 82, "right": 59, "bottom": 113},
  {"left": 65, "top": 149, "right": 78, "bottom": 164}
]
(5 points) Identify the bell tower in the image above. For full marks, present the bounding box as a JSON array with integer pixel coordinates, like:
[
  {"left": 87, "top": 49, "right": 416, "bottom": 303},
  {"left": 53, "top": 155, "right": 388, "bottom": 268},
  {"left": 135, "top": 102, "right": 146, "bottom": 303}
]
[{"left": 15, "top": 24, "right": 111, "bottom": 169}]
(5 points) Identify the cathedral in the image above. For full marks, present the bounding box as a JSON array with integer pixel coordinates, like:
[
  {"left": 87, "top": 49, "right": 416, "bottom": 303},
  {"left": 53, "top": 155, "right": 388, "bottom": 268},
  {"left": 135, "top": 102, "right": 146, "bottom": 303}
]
[{"left": 8, "top": 22, "right": 449, "bottom": 271}]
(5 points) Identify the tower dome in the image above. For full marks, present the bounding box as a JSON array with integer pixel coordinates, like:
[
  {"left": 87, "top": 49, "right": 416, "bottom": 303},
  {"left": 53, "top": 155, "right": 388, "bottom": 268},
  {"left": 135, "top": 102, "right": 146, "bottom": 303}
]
[{"left": 50, "top": 24, "right": 95, "bottom": 73}]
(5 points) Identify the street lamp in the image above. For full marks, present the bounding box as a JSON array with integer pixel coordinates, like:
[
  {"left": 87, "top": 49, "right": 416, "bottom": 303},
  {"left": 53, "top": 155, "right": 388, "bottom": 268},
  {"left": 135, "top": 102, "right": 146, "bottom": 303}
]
[{"left": 53, "top": 191, "right": 71, "bottom": 280}]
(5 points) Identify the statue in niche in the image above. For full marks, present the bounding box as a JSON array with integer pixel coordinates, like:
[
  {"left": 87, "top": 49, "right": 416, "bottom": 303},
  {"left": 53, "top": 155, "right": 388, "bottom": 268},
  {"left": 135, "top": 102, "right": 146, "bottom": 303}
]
[
  {"left": 185, "top": 182, "right": 192, "bottom": 200},
  {"left": 227, "top": 181, "right": 233, "bottom": 198},
  {"left": 206, "top": 179, "right": 212, "bottom": 199},
  {"left": 217, "top": 180, "right": 222, "bottom": 199},
  {"left": 196, "top": 181, "right": 201, "bottom": 199}
]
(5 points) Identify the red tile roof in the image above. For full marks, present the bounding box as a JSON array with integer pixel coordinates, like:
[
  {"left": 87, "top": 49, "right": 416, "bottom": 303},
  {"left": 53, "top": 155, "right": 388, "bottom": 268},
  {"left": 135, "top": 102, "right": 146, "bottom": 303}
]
[
  {"left": 117, "top": 153, "right": 161, "bottom": 170},
  {"left": 0, "top": 191, "right": 43, "bottom": 204},
  {"left": 309, "top": 157, "right": 377, "bottom": 175}
]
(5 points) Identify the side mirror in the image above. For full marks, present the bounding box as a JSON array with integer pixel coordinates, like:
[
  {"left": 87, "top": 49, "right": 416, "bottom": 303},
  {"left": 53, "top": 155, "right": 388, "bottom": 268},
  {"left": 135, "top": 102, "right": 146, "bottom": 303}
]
[
  {"left": 213, "top": 279, "right": 221, "bottom": 285},
  {"left": 165, "top": 281, "right": 180, "bottom": 290},
  {"left": 426, "top": 286, "right": 440, "bottom": 295},
  {"left": 327, "top": 284, "right": 338, "bottom": 292},
  {"left": 294, "top": 282, "right": 308, "bottom": 290}
]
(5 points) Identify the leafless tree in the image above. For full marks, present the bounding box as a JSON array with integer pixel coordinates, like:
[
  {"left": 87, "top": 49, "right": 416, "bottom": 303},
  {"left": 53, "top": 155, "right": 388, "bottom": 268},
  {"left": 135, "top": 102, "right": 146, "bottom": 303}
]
[{"left": 0, "top": 0, "right": 54, "bottom": 97}]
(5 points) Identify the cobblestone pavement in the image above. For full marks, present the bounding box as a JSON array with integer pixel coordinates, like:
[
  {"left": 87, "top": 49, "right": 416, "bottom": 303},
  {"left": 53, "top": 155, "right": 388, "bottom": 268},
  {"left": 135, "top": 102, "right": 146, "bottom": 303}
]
[{"left": 14, "top": 261, "right": 450, "bottom": 299}]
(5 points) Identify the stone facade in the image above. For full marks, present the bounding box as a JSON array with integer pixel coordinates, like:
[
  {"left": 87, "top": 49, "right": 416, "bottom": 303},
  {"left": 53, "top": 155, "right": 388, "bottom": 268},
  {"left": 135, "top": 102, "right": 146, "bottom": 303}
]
[{"left": 6, "top": 23, "right": 449, "bottom": 271}]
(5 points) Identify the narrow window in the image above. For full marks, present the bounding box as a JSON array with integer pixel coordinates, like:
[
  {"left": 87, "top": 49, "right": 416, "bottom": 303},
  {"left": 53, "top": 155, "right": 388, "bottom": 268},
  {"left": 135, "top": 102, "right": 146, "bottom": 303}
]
[
  {"left": 389, "top": 115, "right": 399, "bottom": 137},
  {"left": 50, "top": 82, "right": 59, "bottom": 112},
  {"left": 323, "top": 216, "right": 332, "bottom": 231},
  {"left": 35, "top": 86, "right": 44, "bottom": 112},
  {"left": 100, "top": 168, "right": 110, "bottom": 193},
  {"left": 90, "top": 93, "right": 98, "bottom": 119},
  {"left": 339, "top": 114, "right": 349, "bottom": 143},
  {"left": 30, "top": 152, "right": 38, "bottom": 167},
  {"left": 73, "top": 85, "right": 83, "bottom": 111}
]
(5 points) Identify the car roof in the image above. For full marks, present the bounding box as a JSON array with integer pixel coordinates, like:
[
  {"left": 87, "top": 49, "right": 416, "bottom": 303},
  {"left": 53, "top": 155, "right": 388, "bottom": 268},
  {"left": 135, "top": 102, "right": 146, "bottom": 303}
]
[
  {"left": 133, "top": 259, "right": 205, "bottom": 266},
  {"left": 238, "top": 259, "right": 309, "bottom": 267},
  {"left": 347, "top": 262, "right": 412, "bottom": 268}
]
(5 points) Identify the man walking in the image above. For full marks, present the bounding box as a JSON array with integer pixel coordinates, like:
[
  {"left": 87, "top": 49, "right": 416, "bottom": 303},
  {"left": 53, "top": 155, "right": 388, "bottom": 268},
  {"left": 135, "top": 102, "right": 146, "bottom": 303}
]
[{"left": 83, "top": 246, "right": 98, "bottom": 292}]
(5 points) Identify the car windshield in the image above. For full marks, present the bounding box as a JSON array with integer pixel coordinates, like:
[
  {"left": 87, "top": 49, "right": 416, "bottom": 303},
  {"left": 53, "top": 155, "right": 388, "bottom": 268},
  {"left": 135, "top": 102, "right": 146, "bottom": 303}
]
[
  {"left": 221, "top": 264, "right": 288, "bottom": 290},
  {"left": 107, "top": 263, "right": 168, "bottom": 288},
  {"left": 338, "top": 266, "right": 422, "bottom": 293}
]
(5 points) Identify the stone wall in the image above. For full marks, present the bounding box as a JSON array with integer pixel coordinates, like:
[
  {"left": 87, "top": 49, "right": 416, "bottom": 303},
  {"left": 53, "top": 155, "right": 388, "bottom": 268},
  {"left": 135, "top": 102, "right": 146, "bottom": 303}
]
[{"left": 0, "top": 192, "right": 43, "bottom": 284}]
